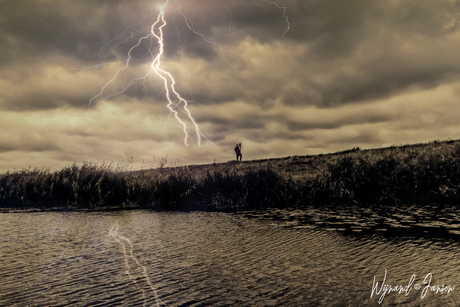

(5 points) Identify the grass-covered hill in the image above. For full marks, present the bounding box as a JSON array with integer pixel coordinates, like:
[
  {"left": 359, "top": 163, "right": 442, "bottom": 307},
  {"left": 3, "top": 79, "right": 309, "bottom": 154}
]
[{"left": 2, "top": 139, "right": 460, "bottom": 211}]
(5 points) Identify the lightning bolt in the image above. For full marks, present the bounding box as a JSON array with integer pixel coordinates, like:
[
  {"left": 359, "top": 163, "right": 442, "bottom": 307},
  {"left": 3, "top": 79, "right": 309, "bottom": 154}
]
[
  {"left": 262, "top": 0, "right": 290, "bottom": 40},
  {"left": 172, "top": 0, "right": 291, "bottom": 85},
  {"left": 45, "top": 0, "right": 291, "bottom": 148},
  {"left": 223, "top": 7, "right": 240, "bottom": 40},
  {"left": 173, "top": 0, "right": 242, "bottom": 84},
  {"left": 261, "top": 0, "right": 292, "bottom": 76},
  {"left": 150, "top": 2, "right": 203, "bottom": 147},
  {"left": 77, "top": 0, "right": 207, "bottom": 147}
]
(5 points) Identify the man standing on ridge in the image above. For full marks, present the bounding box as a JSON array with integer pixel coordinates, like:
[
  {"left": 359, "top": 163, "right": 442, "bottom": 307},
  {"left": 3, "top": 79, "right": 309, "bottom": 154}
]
[{"left": 234, "top": 143, "right": 242, "bottom": 161}]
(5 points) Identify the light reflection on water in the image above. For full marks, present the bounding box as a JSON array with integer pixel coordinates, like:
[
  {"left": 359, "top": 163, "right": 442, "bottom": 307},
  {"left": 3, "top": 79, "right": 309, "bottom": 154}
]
[{"left": 0, "top": 210, "right": 459, "bottom": 306}]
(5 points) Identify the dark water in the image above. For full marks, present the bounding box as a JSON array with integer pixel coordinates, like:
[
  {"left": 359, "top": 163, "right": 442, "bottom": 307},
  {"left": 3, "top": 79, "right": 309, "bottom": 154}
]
[{"left": 0, "top": 210, "right": 459, "bottom": 306}]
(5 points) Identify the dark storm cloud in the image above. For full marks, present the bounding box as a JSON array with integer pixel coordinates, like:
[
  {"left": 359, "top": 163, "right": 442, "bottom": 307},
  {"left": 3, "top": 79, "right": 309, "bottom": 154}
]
[
  {"left": 4, "top": 0, "right": 460, "bottom": 171},
  {"left": 154, "top": 0, "right": 460, "bottom": 109},
  {"left": 0, "top": 73, "right": 106, "bottom": 111},
  {"left": 3, "top": 92, "right": 62, "bottom": 111},
  {"left": 277, "top": 0, "right": 460, "bottom": 108},
  {"left": 286, "top": 113, "right": 392, "bottom": 131},
  {"left": 246, "top": 129, "right": 313, "bottom": 142},
  {"left": 284, "top": 0, "right": 460, "bottom": 54},
  {"left": 2, "top": 0, "right": 460, "bottom": 125},
  {"left": 197, "top": 113, "right": 267, "bottom": 132},
  {"left": 0, "top": 139, "right": 60, "bottom": 153},
  {"left": 0, "top": 0, "right": 301, "bottom": 67},
  {"left": 285, "top": 0, "right": 374, "bottom": 57},
  {"left": 0, "top": 0, "right": 166, "bottom": 66},
  {"left": 164, "top": 0, "right": 291, "bottom": 41},
  {"left": 331, "top": 131, "right": 381, "bottom": 145},
  {"left": 319, "top": 61, "right": 460, "bottom": 107}
]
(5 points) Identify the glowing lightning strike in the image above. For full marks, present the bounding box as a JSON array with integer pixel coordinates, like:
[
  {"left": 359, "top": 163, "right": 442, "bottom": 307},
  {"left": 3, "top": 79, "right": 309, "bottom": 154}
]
[
  {"left": 172, "top": 0, "right": 291, "bottom": 85},
  {"left": 83, "top": 0, "right": 206, "bottom": 147},
  {"left": 60, "top": 0, "right": 291, "bottom": 147},
  {"left": 261, "top": 0, "right": 292, "bottom": 76},
  {"left": 262, "top": 0, "right": 290, "bottom": 39},
  {"left": 173, "top": 0, "right": 241, "bottom": 84},
  {"left": 150, "top": 1, "right": 203, "bottom": 147}
]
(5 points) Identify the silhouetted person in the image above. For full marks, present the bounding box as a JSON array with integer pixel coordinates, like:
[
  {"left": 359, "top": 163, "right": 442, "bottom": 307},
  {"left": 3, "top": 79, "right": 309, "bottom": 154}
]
[{"left": 234, "top": 143, "right": 242, "bottom": 161}]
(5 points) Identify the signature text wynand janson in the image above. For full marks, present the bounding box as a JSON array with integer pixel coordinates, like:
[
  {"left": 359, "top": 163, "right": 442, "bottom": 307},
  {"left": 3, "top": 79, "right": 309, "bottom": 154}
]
[{"left": 370, "top": 268, "right": 455, "bottom": 304}]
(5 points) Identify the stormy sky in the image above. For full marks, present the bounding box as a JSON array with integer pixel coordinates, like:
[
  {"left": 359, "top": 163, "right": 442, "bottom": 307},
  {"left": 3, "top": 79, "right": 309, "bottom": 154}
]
[{"left": 2, "top": 0, "right": 460, "bottom": 171}]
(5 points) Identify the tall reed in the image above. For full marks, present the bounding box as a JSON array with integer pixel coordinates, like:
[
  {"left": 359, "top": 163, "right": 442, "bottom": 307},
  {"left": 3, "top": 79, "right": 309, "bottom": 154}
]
[{"left": 3, "top": 140, "right": 460, "bottom": 211}]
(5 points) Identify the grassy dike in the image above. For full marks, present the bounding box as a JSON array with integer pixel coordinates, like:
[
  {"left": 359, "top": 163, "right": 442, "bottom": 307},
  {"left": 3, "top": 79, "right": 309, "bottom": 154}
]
[{"left": 2, "top": 139, "right": 460, "bottom": 211}]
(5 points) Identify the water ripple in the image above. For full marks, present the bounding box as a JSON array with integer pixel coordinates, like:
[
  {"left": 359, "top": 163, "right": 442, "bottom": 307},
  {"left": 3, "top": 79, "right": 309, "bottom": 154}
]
[{"left": 0, "top": 210, "right": 459, "bottom": 306}]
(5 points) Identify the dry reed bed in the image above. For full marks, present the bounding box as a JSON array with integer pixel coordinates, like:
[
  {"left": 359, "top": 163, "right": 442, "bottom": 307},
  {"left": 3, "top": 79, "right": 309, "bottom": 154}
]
[{"left": 2, "top": 139, "right": 460, "bottom": 212}]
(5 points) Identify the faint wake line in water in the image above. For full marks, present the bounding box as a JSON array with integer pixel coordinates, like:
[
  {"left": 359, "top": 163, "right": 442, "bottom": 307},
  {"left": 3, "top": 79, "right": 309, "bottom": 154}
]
[{"left": 110, "top": 221, "right": 163, "bottom": 307}]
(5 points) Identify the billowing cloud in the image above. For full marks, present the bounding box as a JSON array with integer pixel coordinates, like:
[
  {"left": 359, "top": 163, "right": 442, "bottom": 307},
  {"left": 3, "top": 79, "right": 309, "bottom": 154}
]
[{"left": 2, "top": 0, "right": 460, "bottom": 171}]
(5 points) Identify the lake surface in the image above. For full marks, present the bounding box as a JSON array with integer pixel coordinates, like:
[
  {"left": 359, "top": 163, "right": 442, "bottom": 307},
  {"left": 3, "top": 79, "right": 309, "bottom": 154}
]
[{"left": 0, "top": 209, "right": 459, "bottom": 306}]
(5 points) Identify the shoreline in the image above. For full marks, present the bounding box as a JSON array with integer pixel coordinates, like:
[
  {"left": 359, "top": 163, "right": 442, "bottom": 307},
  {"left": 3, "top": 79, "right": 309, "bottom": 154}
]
[{"left": 2, "top": 138, "right": 460, "bottom": 212}]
